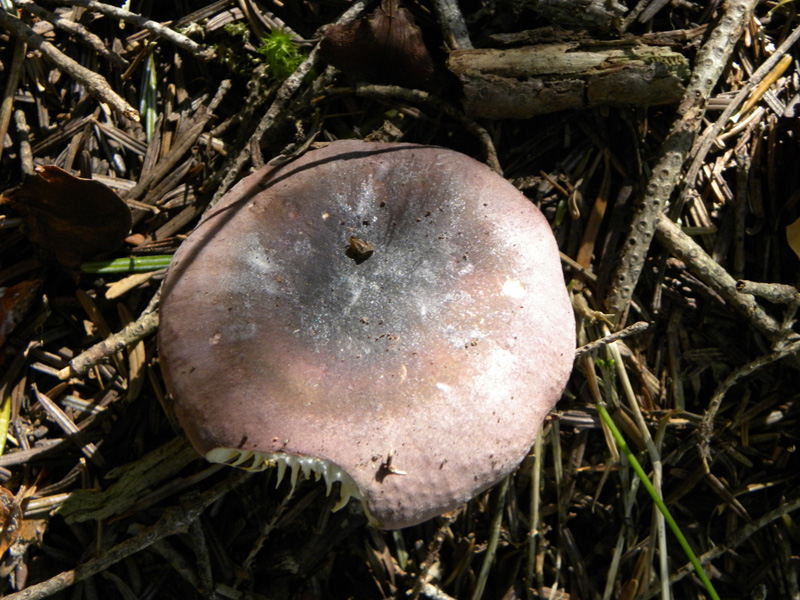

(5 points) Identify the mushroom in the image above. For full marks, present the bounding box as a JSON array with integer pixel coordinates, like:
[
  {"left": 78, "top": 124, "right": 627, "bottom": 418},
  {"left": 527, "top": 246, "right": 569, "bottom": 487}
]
[{"left": 158, "top": 141, "right": 574, "bottom": 529}]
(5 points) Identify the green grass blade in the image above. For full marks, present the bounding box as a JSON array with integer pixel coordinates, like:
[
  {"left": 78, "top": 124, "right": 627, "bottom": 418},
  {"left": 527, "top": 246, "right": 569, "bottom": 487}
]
[
  {"left": 595, "top": 400, "right": 720, "bottom": 600},
  {"left": 81, "top": 255, "right": 172, "bottom": 274}
]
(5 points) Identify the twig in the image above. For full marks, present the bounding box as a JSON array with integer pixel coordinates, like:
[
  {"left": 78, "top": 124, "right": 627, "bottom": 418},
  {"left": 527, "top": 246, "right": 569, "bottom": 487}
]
[
  {"left": 654, "top": 214, "right": 785, "bottom": 343},
  {"left": 430, "top": 0, "right": 473, "bottom": 50},
  {"left": 13, "top": 108, "right": 33, "bottom": 176},
  {"left": 574, "top": 321, "right": 651, "bottom": 357},
  {"left": 12, "top": 0, "right": 128, "bottom": 68},
  {"left": 58, "top": 288, "right": 160, "bottom": 380},
  {"left": 699, "top": 338, "right": 800, "bottom": 452},
  {"left": 604, "top": 0, "right": 759, "bottom": 321},
  {"left": 52, "top": 0, "right": 214, "bottom": 59},
  {"left": 0, "top": 8, "right": 139, "bottom": 121},
  {"left": 527, "top": 431, "right": 545, "bottom": 599},
  {"left": 410, "top": 514, "right": 456, "bottom": 600},
  {"left": 350, "top": 83, "right": 502, "bottom": 175},
  {"left": 32, "top": 385, "right": 106, "bottom": 469},
  {"left": 472, "top": 476, "right": 510, "bottom": 600},
  {"left": 642, "top": 494, "right": 800, "bottom": 599},
  {"left": 0, "top": 439, "right": 65, "bottom": 468},
  {"left": 0, "top": 21, "right": 26, "bottom": 163},
  {"left": 5, "top": 471, "right": 250, "bottom": 600},
  {"left": 409, "top": 513, "right": 456, "bottom": 600},
  {"left": 736, "top": 280, "right": 800, "bottom": 304},
  {"left": 419, "top": 583, "right": 458, "bottom": 600},
  {"left": 211, "top": 2, "right": 367, "bottom": 203},
  {"left": 681, "top": 22, "right": 800, "bottom": 202},
  {"left": 189, "top": 519, "right": 214, "bottom": 597}
]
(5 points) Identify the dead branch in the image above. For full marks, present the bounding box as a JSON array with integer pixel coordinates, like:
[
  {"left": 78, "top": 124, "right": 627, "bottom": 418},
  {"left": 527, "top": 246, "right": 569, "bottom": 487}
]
[
  {"left": 604, "top": 0, "right": 759, "bottom": 321},
  {"left": 12, "top": 0, "right": 128, "bottom": 68},
  {"left": 58, "top": 288, "right": 160, "bottom": 380},
  {"left": 0, "top": 8, "right": 139, "bottom": 121},
  {"left": 50, "top": 0, "right": 214, "bottom": 59},
  {"left": 449, "top": 41, "right": 689, "bottom": 118},
  {"left": 654, "top": 214, "right": 786, "bottom": 343}
]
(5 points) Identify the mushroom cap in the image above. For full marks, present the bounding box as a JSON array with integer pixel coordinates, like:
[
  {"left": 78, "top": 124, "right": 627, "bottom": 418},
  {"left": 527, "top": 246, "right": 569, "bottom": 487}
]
[{"left": 158, "top": 141, "right": 574, "bottom": 529}]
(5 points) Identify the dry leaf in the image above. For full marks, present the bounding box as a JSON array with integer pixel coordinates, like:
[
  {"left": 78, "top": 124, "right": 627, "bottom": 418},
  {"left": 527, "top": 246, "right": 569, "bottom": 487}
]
[
  {"left": 787, "top": 215, "right": 800, "bottom": 260},
  {"left": 0, "top": 487, "right": 21, "bottom": 560},
  {"left": 0, "top": 279, "right": 41, "bottom": 349},
  {"left": 0, "top": 165, "right": 132, "bottom": 271},
  {"left": 320, "top": 0, "right": 440, "bottom": 92}
]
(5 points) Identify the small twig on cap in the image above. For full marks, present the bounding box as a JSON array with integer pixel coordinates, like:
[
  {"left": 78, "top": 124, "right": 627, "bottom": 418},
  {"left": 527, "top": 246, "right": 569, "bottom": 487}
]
[{"left": 0, "top": 8, "right": 139, "bottom": 122}]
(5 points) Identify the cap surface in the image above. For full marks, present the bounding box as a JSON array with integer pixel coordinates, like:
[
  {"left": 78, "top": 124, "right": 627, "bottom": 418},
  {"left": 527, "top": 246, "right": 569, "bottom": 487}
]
[{"left": 159, "top": 141, "right": 574, "bottom": 529}]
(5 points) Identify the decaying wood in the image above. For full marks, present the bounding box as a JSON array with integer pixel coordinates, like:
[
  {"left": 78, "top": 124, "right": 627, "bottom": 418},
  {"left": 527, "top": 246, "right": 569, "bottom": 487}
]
[{"left": 448, "top": 41, "right": 689, "bottom": 118}]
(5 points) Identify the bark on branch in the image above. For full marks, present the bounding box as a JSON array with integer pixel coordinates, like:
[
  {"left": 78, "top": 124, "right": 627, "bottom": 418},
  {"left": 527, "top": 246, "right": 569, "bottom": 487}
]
[{"left": 448, "top": 41, "right": 689, "bottom": 118}]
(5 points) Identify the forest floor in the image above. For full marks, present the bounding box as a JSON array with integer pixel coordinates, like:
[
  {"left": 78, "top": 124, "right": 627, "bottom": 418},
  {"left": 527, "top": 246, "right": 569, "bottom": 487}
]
[{"left": 0, "top": 1, "right": 799, "bottom": 599}]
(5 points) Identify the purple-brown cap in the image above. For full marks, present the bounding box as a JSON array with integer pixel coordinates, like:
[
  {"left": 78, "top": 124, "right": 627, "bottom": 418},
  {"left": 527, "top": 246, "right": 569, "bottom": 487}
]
[{"left": 158, "top": 141, "right": 574, "bottom": 529}]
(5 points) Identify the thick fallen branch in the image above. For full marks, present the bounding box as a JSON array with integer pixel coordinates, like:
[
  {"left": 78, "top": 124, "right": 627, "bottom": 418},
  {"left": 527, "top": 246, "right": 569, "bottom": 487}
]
[{"left": 449, "top": 41, "right": 689, "bottom": 118}]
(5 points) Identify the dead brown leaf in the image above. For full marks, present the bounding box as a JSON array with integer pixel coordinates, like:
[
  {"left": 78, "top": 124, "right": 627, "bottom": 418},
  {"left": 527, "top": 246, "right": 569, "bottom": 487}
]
[{"left": 1, "top": 165, "right": 131, "bottom": 272}]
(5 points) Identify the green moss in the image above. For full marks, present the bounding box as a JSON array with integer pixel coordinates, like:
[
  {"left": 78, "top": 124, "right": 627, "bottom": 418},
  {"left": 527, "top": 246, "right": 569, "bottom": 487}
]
[
  {"left": 257, "top": 29, "right": 305, "bottom": 81},
  {"left": 223, "top": 22, "right": 250, "bottom": 40},
  {"left": 211, "top": 25, "right": 306, "bottom": 81}
]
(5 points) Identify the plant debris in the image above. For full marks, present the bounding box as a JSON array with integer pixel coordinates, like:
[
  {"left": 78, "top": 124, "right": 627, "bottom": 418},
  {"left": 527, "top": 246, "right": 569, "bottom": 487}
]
[{"left": 0, "top": 1, "right": 799, "bottom": 599}]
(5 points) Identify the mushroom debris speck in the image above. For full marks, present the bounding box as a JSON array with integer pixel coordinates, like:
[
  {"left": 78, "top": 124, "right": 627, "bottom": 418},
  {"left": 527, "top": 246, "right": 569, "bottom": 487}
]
[{"left": 158, "top": 140, "right": 575, "bottom": 529}]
